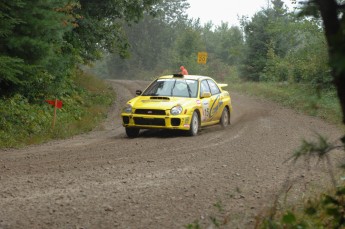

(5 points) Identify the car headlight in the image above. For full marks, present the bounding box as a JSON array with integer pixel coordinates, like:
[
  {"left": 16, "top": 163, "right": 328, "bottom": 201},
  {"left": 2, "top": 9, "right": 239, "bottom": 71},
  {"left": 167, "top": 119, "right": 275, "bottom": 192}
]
[
  {"left": 171, "top": 105, "right": 183, "bottom": 115},
  {"left": 123, "top": 104, "right": 132, "bottom": 114}
]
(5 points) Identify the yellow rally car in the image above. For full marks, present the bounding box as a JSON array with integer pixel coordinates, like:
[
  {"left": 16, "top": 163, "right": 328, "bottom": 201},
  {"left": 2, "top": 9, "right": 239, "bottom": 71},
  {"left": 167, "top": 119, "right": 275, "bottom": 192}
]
[{"left": 121, "top": 74, "right": 232, "bottom": 138}]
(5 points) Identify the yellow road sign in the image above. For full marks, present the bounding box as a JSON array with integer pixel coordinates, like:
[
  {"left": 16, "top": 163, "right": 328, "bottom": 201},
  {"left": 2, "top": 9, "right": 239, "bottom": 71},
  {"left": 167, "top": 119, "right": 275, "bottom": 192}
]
[{"left": 197, "top": 52, "right": 208, "bottom": 64}]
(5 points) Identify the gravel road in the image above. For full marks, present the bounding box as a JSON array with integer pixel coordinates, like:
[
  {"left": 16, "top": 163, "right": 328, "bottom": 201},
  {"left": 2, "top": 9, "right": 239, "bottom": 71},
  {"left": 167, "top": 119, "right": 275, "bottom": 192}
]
[{"left": 0, "top": 80, "right": 343, "bottom": 229}]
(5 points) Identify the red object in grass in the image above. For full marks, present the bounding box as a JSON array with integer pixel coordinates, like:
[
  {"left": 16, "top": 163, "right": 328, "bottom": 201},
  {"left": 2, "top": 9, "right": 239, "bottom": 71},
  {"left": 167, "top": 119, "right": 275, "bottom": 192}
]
[{"left": 45, "top": 99, "right": 63, "bottom": 109}]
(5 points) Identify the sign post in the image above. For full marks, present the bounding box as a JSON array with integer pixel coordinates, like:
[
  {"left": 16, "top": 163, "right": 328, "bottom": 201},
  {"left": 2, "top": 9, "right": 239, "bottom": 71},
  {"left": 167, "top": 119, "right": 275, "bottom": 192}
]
[
  {"left": 52, "top": 99, "right": 58, "bottom": 129},
  {"left": 45, "top": 99, "right": 63, "bottom": 129}
]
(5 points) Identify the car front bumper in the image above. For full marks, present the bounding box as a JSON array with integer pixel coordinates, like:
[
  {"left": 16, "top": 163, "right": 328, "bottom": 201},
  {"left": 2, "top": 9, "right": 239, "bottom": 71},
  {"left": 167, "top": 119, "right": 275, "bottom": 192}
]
[{"left": 121, "top": 113, "right": 192, "bottom": 130}]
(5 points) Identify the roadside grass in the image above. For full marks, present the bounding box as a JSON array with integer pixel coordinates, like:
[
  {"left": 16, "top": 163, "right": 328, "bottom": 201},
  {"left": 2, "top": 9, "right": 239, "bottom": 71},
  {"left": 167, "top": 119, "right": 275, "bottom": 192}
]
[
  {"left": 228, "top": 81, "right": 342, "bottom": 128},
  {"left": 0, "top": 70, "right": 115, "bottom": 148},
  {"left": 256, "top": 184, "right": 345, "bottom": 228}
]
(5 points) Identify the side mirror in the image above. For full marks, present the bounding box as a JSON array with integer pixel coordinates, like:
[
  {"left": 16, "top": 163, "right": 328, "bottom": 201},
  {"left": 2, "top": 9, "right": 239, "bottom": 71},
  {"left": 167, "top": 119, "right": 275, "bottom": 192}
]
[
  {"left": 136, "top": 90, "right": 142, "bottom": 95},
  {"left": 201, "top": 92, "right": 211, "bottom": 98}
]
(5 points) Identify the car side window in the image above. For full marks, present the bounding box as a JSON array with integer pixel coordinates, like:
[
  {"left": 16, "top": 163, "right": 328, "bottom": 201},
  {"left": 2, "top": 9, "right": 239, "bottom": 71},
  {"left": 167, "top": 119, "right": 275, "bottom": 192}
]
[
  {"left": 200, "top": 80, "right": 211, "bottom": 96},
  {"left": 207, "top": 79, "right": 221, "bottom": 95}
]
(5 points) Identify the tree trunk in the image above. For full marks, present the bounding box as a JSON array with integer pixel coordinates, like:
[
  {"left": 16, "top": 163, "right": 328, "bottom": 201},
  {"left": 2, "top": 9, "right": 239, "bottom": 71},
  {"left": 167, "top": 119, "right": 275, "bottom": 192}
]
[
  {"left": 317, "top": 0, "right": 345, "bottom": 125},
  {"left": 334, "top": 75, "right": 345, "bottom": 125}
]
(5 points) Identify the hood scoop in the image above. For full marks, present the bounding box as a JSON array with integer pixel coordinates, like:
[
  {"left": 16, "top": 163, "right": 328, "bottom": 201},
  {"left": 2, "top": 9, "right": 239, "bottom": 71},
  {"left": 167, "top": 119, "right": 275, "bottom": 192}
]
[{"left": 150, "top": 96, "right": 170, "bottom": 101}]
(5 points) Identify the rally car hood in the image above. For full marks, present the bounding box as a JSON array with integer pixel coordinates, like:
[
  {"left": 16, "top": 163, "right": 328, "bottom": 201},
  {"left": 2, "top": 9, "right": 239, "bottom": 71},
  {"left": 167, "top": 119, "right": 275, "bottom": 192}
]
[{"left": 128, "top": 96, "right": 196, "bottom": 110}]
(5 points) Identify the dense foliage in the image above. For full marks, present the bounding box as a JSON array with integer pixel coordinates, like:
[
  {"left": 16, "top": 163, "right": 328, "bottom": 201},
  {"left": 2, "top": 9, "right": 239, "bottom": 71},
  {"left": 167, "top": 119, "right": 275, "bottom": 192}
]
[
  {"left": 0, "top": 0, "right": 159, "bottom": 147},
  {"left": 89, "top": 0, "right": 334, "bottom": 92},
  {"left": 0, "top": 70, "right": 114, "bottom": 148},
  {"left": 0, "top": 0, "right": 159, "bottom": 98},
  {"left": 2, "top": 0, "right": 334, "bottom": 94}
]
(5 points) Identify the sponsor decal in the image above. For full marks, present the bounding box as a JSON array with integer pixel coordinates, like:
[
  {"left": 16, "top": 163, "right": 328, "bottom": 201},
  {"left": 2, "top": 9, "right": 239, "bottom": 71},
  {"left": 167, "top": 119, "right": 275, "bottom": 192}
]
[
  {"left": 184, "top": 124, "right": 190, "bottom": 127},
  {"left": 202, "top": 99, "right": 210, "bottom": 120},
  {"left": 209, "top": 95, "right": 220, "bottom": 118},
  {"left": 202, "top": 108, "right": 209, "bottom": 121},
  {"left": 196, "top": 100, "right": 201, "bottom": 105}
]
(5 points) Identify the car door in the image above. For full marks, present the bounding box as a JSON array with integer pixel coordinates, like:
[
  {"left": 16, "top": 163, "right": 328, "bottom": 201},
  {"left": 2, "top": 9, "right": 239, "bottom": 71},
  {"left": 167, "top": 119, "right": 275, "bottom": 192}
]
[
  {"left": 199, "top": 80, "right": 212, "bottom": 123},
  {"left": 206, "top": 79, "right": 223, "bottom": 122}
]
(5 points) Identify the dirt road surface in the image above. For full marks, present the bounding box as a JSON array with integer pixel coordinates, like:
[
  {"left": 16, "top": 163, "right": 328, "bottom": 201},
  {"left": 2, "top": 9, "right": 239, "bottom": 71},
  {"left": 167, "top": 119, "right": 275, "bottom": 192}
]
[{"left": 0, "top": 80, "right": 343, "bottom": 229}]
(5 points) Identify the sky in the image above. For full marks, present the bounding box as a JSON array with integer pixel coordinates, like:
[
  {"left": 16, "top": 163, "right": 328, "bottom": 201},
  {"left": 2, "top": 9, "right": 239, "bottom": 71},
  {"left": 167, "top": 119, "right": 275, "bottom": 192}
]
[{"left": 186, "top": 0, "right": 295, "bottom": 27}]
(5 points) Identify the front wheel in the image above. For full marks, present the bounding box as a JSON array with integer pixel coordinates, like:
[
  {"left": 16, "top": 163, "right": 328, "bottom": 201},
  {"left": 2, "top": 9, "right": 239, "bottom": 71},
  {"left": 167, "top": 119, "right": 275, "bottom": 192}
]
[
  {"left": 220, "top": 107, "right": 230, "bottom": 128},
  {"left": 187, "top": 111, "right": 199, "bottom": 136},
  {"left": 125, "top": 128, "right": 140, "bottom": 138}
]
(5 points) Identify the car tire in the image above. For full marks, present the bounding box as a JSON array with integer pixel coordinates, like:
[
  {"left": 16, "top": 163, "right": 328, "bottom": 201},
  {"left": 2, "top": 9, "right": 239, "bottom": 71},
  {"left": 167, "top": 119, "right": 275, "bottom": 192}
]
[
  {"left": 125, "top": 128, "right": 140, "bottom": 138},
  {"left": 187, "top": 111, "right": 199, "bottom": 136},
  {"left": 220, "top": 107, "right": 230, "bottom": 128}
]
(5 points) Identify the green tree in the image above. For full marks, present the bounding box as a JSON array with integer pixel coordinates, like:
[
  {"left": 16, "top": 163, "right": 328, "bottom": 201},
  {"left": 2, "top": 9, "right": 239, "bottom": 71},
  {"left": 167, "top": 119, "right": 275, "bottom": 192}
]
[
  {"left": 240, "top": 10, "right": 271, "bottom": 81},
  {"left": 104, "top": 0, "right": 191, "bottom": 79},
  {"left": 0, "top": 0, "right": 76, "bottom": 99},
  {"left": 239, "top": 0, "right": 290, "bottom": 81},
  {"left": 64, "top": 0, "right": 160, "bottom": 63},
  {"left": 0, "top": 1, "right": 25, "bottom": 88},
  {"left": 0, "top": 0, "right": 160, "bottom": 98},
  {"left": 213, "top": 22, "right": 244, "bottom": 65},
  {"left": 260, "top": 16, "right": 331, "bottom": 85},
  {"left": 291, "top": 0, "right": 345, "bottom": 123}
]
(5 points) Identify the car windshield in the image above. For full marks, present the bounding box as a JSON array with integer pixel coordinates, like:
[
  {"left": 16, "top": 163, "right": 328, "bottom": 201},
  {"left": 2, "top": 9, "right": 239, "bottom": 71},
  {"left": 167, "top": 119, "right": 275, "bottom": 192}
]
[{"left": 143, "top": 79, "right": 198, "bottom": 98}]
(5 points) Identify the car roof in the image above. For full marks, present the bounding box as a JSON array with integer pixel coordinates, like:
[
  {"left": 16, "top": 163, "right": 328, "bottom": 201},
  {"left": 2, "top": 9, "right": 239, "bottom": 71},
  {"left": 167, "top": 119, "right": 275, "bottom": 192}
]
[{"left": 158, "top": 74, "right": 212, "bottom": 81}]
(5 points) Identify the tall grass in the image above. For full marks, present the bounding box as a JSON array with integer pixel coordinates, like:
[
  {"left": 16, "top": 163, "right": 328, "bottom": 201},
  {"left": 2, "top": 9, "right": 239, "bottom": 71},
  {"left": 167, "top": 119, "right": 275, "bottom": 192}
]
[
  {"left": 0, "top": 71, "right": 115, "bottom": 148},
  {"left": 228, "top": 81, "right": 342, "bottom": 127}
]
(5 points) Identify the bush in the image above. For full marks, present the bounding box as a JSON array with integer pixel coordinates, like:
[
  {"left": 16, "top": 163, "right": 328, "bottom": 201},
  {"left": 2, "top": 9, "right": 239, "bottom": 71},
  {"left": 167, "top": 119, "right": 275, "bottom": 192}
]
[{"left": 0, "top": 70, "right": 115, "bottom": 148}]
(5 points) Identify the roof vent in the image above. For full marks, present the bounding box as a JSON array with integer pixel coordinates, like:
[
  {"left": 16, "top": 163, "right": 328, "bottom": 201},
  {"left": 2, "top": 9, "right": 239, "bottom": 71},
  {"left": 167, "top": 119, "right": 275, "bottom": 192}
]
[{"left": 173, "top": 74, "right": 184, "bottom": 77}]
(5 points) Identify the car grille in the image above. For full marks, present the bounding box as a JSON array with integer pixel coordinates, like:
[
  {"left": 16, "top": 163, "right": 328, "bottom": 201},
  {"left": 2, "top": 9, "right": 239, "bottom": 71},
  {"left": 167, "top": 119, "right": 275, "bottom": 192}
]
[
  {"left": 133, "top": 117, "right": 165, "bottom": 126},
  {"left": 134, "top": 109, "right": 166, "bottom": 115}
]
